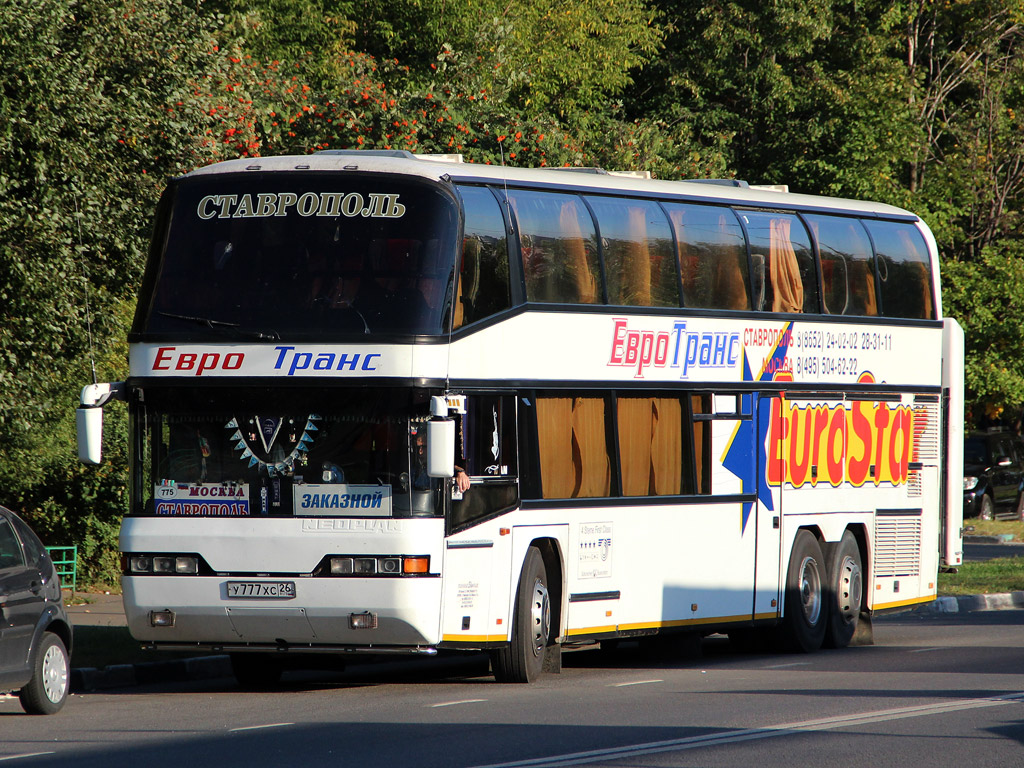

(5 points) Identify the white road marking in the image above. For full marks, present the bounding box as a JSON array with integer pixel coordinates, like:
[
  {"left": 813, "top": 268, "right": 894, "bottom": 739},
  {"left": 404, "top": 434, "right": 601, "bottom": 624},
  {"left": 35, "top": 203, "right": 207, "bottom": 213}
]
[
  {"left": 431, "top": 699, "right": 487, "bottom": 708},
  {"left": 229, "top": 722, "right": 293, "bottom": 732},
  {"left": 909, "top": 647, "right": 944, "bottom": 653},
  {"left": 0, "top": 754, "right": 57, "bottom": 762},
  {"left": 465, "top": 692, "right": 1024, "bottom": 768},
  {"left": 611, "top": 679, "right": 663, "bottom": 687},
  {"left": 762, "top": 661, "right": 812, "bottom": 669}
]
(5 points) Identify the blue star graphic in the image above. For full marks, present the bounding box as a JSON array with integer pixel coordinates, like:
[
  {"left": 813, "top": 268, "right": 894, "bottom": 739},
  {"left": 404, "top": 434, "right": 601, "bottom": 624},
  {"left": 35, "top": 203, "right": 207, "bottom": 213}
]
[{"left": 720, "top": 323, "right": 794, "bottom": 532}]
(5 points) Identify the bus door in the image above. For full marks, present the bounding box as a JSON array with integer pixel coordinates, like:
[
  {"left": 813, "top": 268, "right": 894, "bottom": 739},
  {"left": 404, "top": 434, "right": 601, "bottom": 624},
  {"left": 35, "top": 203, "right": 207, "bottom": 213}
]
[{"left": 752, "top": 392, "right": 784, "bottom": 621}]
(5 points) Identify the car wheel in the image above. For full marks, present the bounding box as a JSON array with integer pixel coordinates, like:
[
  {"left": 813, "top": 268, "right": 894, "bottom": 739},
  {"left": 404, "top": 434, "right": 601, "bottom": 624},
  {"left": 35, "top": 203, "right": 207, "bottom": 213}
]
[
  {"left": 979, "top": 494, "right": 995, "bottom": 521},
  {"left": 19, "top": 632, "right": 70, "bottom": 715}
]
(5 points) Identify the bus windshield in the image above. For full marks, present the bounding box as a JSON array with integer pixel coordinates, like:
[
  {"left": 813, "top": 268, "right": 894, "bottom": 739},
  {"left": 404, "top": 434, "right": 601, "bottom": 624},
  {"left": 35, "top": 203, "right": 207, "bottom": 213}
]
[
  {"left": 136, "top": 173, "right": 460, "bottom": 338},
  {"left": 133, "top": 387, "right": 443, "bottom": 518}
]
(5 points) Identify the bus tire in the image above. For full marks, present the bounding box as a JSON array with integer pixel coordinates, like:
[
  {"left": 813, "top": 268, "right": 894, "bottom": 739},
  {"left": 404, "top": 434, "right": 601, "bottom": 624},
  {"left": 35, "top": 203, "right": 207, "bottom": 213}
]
[
  {"left": 779, "top": 530, "right": 827, "bottom": 653},
  {"left": 823, "top": 531, "right": 863, "bottom": 649},
  {"left": 492, "top": 547, "right": 551, "bottom": 683},
  {"left": 230, "top": 653, "right": 284, "bottom": 688}
]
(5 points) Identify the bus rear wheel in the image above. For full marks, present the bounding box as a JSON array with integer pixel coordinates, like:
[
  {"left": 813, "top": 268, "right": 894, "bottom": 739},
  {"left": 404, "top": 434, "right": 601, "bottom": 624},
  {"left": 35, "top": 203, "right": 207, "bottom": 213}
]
[
  {"left": 779, "top": 530, "right": 827, "bottom": 653},
  {"left": 492, "top": 547, "right": 551, "bottom": 683},
  {"left": 824, "top": 531, "right": 863, "bottom": 649}
]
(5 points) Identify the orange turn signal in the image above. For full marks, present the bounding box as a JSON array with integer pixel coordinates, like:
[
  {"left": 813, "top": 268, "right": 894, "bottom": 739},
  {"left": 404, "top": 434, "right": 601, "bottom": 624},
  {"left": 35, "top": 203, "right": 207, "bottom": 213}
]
[{"left": 403, "top": 556, "right": 430, "bottom": 574}]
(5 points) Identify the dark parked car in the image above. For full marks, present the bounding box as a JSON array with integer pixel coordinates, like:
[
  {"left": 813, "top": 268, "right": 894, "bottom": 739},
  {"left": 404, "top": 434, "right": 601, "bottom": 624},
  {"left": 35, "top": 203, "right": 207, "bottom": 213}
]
[
  {"left": 964, "top": 431, "right": 1024, "bottom": 521},
  {"left": 0, "top": 505, "right": 72, "bottom": 714}
]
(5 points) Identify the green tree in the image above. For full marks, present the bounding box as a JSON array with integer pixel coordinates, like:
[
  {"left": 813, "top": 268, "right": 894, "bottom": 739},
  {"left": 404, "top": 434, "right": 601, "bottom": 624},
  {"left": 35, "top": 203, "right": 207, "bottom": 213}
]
[{"left": 0, "top": 0, "right": 289, "bottom": 581}]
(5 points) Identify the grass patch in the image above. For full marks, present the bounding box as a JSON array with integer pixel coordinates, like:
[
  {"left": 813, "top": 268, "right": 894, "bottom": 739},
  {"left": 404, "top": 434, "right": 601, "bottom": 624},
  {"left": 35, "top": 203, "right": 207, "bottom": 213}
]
[
  {"left": 963, "top": 519, "right": 1024, "bottom": 538},
  {"left": 71, "top": 626, "right": 207, "bottom": 669},
  {"left": 938, "top": 557, "right": 1024, "bottom": 596}
]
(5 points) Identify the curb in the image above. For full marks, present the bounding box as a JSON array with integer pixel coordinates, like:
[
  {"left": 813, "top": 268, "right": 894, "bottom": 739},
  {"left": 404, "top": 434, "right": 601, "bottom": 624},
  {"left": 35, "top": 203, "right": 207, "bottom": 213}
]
[
  {"left": 72, "top": 654, "right": 232, "bottom": 693},
  {"left": 912, "top": 591, "right": 1024, "bottom": 614},
  {"left": 963, "top": 534, "right": 1018, "bottom": 544}
]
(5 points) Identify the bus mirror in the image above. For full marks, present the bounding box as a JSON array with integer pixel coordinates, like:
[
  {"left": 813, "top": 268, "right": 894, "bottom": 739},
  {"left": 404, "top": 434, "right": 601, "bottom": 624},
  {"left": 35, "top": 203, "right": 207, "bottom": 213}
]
[
  {"left": 76, "top": 407, "right": 104, "bottom": 464},
  {"left": 76, "top": 382, "right": 126, "bottom": 465},
  {"left": 426, "top": 418, "right": 455, "bottom": 478}
]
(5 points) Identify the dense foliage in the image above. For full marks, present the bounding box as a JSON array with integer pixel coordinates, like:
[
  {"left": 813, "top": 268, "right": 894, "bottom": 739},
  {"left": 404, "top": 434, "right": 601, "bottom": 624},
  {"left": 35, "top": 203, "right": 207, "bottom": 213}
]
[{"left": 1, "top": 0, "right": 1022, "bottom": 582}]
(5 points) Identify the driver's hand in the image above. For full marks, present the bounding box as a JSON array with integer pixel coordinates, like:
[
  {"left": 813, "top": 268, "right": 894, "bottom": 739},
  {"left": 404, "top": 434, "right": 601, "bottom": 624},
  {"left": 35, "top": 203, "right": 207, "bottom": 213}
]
[{"left": 455, "top": 469, "right": 471, "bottom": 492}]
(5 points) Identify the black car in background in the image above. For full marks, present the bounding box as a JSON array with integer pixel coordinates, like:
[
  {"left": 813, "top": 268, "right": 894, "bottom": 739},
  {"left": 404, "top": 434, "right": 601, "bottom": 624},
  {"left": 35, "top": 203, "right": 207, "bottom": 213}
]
[
  {"left": 964, "top": 431, "right": 1024, "bottom": 521},
  {"left": 0, "top": 505, "right": 73, "bottom": 714}
]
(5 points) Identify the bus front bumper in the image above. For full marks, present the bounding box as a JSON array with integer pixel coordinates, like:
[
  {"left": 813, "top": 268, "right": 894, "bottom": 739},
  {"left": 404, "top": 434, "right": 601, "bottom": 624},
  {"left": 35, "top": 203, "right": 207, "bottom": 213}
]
[{"left": 122, "top": 575, "right": 444, "bottom": 649}]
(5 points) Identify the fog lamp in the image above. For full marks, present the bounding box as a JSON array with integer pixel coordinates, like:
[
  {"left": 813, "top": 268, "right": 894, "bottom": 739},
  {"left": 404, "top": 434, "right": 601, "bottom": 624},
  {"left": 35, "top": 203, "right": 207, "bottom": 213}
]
[
  {"left": 150, "top": 610, "right": 175, "bottom": 627},
  {"left": 349, "top": 612, "right": 378, "bottom": 629}
]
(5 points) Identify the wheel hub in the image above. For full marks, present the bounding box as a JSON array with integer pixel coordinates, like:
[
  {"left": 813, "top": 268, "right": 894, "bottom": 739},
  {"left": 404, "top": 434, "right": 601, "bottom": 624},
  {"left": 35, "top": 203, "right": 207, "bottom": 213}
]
[
  {"left": 530, "top": 577, "right": 551, "bottom": 657},
  {"left": 41, "top": 644, "right": 68, "bottom": 704},
  {"left": 799, "top": 555, "right": 822, "bottom": 626},
  {"left": 836, "top": 554, "right": 863, "bottom": 623}
]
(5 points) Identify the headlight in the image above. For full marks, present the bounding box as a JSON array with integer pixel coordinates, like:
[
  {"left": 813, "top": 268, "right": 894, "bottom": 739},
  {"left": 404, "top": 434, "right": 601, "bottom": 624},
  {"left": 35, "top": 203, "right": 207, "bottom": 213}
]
[
  {"left": 328, "top": 555, "right": 430, "bottom": 576},
  {"left": 125, "top": 553, "right": 200, "bottom": 575},
  {"left": 964, "top": 476, "right": 979, "bottom": 491}
]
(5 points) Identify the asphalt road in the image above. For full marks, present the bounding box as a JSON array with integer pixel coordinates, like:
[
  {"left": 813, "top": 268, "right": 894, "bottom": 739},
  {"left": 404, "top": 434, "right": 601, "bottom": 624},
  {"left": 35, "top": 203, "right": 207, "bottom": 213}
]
[
  {"left": 963, "top": 540, "right": 1024, "bottom": 561},
  {"left": 3, "top": 608, "right": 1023, "bottom": 768}
]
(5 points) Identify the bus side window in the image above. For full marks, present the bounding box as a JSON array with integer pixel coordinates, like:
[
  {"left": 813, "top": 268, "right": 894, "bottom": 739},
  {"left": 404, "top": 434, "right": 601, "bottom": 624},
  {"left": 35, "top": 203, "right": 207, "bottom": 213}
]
[
  {"left": 535, "top": 395, "right": 612, "bottom": 498},
  {"left": 449, "top": 394, "right": 520, "bottom": 533},
  {"left": 506, "top": 190, "right": 602, "bottom": 304},
  {"left": 741, "top": 211, "right": 818, "bottom": 314},
  {"left": 862, "top": 220, "right": 935, "bottom": 320},
  {"left": 454, "top": 186, "right": 511, "bottom": 328},
  {"left": 664, "top": 203, "right": 750, "bottom": 311},
  {"left": 617, "top": 395, "right": 688, "bottom": 496},
  {"left": 691, "top": 394, "right": 712, "bottom": 494},
  {"left": 806, "top": 214, "right": 878, "bottom": 317},
  {"left": 586, "top": 196, "right": 679, "bottom": 307}
]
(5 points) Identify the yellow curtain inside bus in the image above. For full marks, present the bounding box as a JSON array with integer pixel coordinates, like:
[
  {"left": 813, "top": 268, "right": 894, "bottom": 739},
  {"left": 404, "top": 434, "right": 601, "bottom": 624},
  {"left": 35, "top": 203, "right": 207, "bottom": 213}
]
[{"left": 537, "top": 397, "right": 610, "bottom": 498}]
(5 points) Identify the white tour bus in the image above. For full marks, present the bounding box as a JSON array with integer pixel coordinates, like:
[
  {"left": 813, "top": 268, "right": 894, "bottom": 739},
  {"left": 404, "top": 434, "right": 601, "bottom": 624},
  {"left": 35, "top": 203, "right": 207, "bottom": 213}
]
[{"left": 78, "top": 150, "right": 964, "bottom": 685}]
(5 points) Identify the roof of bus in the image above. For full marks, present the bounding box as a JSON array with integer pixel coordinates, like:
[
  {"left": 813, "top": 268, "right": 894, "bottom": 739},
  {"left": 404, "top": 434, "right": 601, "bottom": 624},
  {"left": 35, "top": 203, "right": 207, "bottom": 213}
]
[{"left": 181, "top": 151, "right": 919, "bottom": 220}]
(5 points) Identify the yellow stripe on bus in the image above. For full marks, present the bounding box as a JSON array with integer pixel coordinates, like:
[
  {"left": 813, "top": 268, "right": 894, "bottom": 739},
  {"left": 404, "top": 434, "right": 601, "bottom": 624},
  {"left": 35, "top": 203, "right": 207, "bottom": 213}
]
[
  {"left": 872, "top": 594, "right": 936, "bottom": 611},
  {"left": 567, "top": 613, "right": 778, "bottom": 636},
  {"left": 441, "top": 634, "right": 508, "bottom": 643}
]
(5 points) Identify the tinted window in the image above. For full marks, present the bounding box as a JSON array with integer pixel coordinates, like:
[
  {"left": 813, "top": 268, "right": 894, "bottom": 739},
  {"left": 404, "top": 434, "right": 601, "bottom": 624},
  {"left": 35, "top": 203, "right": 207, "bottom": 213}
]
[
  {"left": 863, "top": 220, "right": 935, "bottom": 319},
  {"left": 586, "top": 196, "right": 678, "bottom": 307},
  {"left": 664, "top": 203, "right": 750, "bottom": 310},
  {"left": 455, "top": 186, "right": 511, "bottom": 327},
  {"left": 618, "top": 396, "right": 690, "bottom": 495},
  {"left": 139, "top": 174, "right": 459, "bottom": 337},
  {"left": 9, "top": 515, "right": 45, "bottom": 568},
  {"left": 506, "top": 190, "right": 601, "bottom": 304},
  {"left": 740, "top": 211, "right": 818, "bottom": 313},
  {"left": 135, "top": 388, "right": 444, "bottom": 518},
  {"left": 449, "top": 394, "right": 519, "bottom": 532},
  {"left": 0, "top": 517, "right": 25, "bottom": 569},
  {"left": 964, "top": 436, "right": 988, "bottom": 464},
  {"left": 535, "top": 396, "right": 611, "bottom": 498},
  {"left": 806, "top": 214, "right": 878, "bottom": 317}
]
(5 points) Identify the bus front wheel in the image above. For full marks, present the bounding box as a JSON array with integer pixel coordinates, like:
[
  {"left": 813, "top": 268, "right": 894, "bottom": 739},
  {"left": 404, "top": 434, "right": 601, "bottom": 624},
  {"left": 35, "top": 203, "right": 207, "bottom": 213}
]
[
  {"left": 779, "top": 530, "right": 827, "bottom": 653},
  {"left": 492, "top": 547, "right": 551, "bottom": 683}
]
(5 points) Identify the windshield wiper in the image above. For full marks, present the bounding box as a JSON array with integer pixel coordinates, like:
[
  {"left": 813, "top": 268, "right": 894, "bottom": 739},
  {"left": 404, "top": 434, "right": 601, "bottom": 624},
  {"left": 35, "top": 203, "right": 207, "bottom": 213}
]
[{"left": 156, "top": 312, "right": 280, "bottom": 340}]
